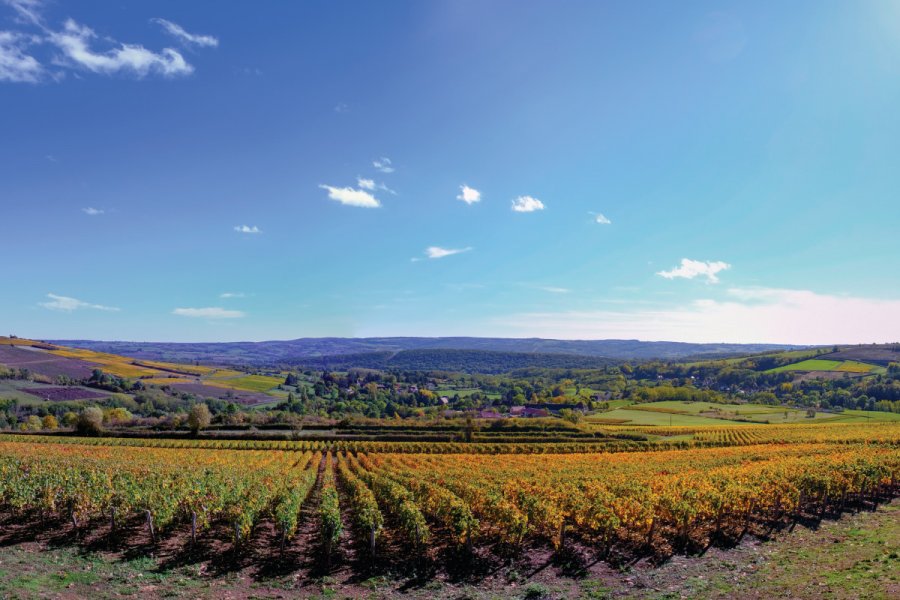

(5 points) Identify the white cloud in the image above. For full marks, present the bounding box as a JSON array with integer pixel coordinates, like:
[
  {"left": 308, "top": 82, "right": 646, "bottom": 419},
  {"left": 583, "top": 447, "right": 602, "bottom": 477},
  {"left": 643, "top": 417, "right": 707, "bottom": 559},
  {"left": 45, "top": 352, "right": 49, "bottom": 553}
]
[
  {"left": 40, "top": 293, "right": 119, "bottom": 312},
  {"left": 82, "top": 207, "right": 103, "bottom": 215},
  {"left": 151, "top": 18, "right": 218, "bottom": 48},
  {"left": 495, "top": 287, "right": 900, "bottom": 345},
  {"left": 511, "top": 195, "right": 545, "bottom": 212},
  {"left": 594, "top": 213, "right": 612, "bottom": 225},
  {"left": 334, "top": 102, "right": 349, "bottom": 113},
  {"left": 356, "top": 177, "right": 395, "bottom": 194},
  {"left": 425, "top": 246, "right": 472, "bottom": 259},
  {"left": 233, "top": 225, "right": 261, "bottom": 234},
  {"left": 49, "top": 19, "right": 192, "bottom": 77},
  {"left": 320, "top": 184, "right": 380, "bottom": 208},
  {"left": 172, "top": 307, "right": 244, "bottom": 319},
  {"left": 657, "top": 258, "right": 731, "bottom": 283},
  {"left": 219, "top": 292, "right": 246, "bottom": 299},
  {"left": 457, "top": 185, "right": 481, "bottom": 205},
  {"left": 373, "top": 157, "right": 394, "bottom": 173},
  {"left": 0, "top": 31, "right": 42, "bottom": 82},
  {"left": 537, "top": 286, "right": 570, "bottom": 294}
]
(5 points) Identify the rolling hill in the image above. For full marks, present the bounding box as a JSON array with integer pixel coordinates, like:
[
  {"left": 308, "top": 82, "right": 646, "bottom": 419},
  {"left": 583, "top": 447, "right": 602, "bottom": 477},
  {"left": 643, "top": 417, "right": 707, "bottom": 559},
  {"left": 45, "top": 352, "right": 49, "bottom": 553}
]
[{"left": 46, "top": 337, "right": 800, "bottom": 367}]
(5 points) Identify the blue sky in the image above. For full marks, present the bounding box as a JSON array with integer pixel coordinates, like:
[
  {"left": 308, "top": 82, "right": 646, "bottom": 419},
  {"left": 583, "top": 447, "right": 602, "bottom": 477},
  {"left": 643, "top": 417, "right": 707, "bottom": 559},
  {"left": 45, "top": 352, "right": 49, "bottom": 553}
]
[{"left": 2, "top": 0, "right": 899, "bottom": 344}]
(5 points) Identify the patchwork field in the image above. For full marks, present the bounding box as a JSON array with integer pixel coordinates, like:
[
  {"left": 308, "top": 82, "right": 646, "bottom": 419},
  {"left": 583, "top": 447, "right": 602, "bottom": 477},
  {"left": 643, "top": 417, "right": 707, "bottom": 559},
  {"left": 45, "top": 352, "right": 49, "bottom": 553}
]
[
  {"left": 767, "top": 358, "right": 882, "bottom": 374},
  {"left": 0, "top": 337, "right": 285, "bottom": 405},
  {"left": 0, "top": 345, "right": 95, "bottom": 380},
  {"left": 168, "top": 382, "right": 277, "bottom": 405},
  {"left": 585, "top": 401, "right": 851, "bottom": 426}
]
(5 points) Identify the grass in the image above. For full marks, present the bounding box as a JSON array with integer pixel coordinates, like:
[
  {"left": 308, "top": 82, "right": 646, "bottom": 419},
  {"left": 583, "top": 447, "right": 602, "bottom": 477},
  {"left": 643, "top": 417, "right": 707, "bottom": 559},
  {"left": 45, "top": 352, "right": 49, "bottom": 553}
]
[
  {"left": 204, "top": 374, "right": 283, "bottom": 393},
  {"left": 768, "top": 359, "right": 843, "bottom": 373},
  {"left": 434, "top": 388, "right": 503, "bottom": 400},
  {"left": 767, "top": 358, "right": 880, "bottom": 374},
  {"left": 0, "top": 381, "right": 47, "bottom": 404},
  {"left": 585, "top": 408, "right": 754, "bottom": 426},
  {"left": 590, "top": 401, "right": 847, "bottom": 425},
  {"left": 607, "top": 500, "right": 900, "bottom": 599},
  {"left": 819, "top": 409, "right": 900, "bottom": 423}
]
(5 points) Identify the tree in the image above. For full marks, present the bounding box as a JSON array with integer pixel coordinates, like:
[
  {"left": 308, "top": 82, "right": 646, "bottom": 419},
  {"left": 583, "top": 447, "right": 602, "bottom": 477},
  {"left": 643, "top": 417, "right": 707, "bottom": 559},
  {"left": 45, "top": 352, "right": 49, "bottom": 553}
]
[
  {"left": 77, "top": 407, "right": 104, "bottom": 436},
  {"left": 188, "top": 403, "right": 212, "bottom": 434},
  {"left": 558, "top": 408, "right": 582, "bottom": 424},
  {"left": 104, "top": 407, "right": 133, "bottom": 425},
  {"left": 62, "top": 411, "right": 78, "bottom": 428},
  {"left": 41, "top": 414, "right": 58, "bottom": 430},
  {"left": 21, "top": 415, "right": 42, "bottom": 431}
]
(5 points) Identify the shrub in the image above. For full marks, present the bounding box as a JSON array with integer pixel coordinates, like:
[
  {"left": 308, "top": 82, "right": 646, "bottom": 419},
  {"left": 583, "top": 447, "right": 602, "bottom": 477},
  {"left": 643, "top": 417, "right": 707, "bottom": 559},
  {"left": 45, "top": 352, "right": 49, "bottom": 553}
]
[
  {"left": 41, "top": 414, "right": 58, "bottom": 430},
  {"left": 62, "top": 411, "right": 78, "bottom": 428},
  {"left": 77, "top": 407, "right": 104, "bottom": 436},
  {"left": 188, "top": 403, "right": 212, "bottom": 434},
  {"left": 20, "top": 415, "right": 42, "bottom": 431}
]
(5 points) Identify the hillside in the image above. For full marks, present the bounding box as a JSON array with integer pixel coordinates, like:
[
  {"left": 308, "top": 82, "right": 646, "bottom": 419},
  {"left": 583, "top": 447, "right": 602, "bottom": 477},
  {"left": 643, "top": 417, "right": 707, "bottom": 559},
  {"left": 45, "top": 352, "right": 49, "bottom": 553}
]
[{"left": 46, "top": 337, "right": 800, "bottom": 367}]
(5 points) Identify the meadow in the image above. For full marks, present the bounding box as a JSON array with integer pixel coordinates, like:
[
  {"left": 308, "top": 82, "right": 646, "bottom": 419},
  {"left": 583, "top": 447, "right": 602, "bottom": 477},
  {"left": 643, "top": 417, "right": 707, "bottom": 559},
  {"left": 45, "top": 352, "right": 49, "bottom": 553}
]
[{"left": 766, "top": 358, "right": 880, "bottom": 374}]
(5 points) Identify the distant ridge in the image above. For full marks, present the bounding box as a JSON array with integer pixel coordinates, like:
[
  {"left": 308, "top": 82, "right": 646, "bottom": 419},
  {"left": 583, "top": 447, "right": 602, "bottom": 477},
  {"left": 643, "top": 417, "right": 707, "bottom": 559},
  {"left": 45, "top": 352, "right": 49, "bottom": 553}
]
[{"left": 48, "top": 337, "right": 801, "bottom": 369}]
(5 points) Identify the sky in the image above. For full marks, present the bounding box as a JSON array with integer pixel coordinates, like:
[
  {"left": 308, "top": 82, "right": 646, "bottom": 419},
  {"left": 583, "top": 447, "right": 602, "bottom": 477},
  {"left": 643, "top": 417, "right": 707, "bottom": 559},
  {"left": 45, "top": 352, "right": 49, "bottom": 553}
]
[{"left": 2, "top": 0, "right": 899, "bottom": 344}]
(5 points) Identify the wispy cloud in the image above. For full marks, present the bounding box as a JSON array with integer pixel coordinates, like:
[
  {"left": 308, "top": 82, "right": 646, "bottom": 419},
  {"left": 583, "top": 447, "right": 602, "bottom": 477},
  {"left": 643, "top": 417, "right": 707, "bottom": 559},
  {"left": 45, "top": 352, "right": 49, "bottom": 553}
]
[
  {"left": 0, "top": 31, "right": 42, "bottom": 82},
  {"left": 4, "top": 0, "right": 42, "bottom": 25},
  {"left": 357, "top": 177, "right": 395, "bottom": 194},
  {"left": 219, "top": 292, "right": 246, "bottom": 299},
  {"left": 49, "top": 19, "right": 192, "bottom": 77},
  {"left": 537, "top": 286, "right": 571, "bottom": 294},
  {"left": 151, "top": 18, "right": 218, "bottom": 48},
  {"left": 496, "top": 287, "right": 900, "bottom": 345},
  {"left": 233, "top": 225, "right": 261, "bottom": 234},
  {"left": 334, "top": 102, "right": 349, "bottom": 113},
  {"left": 320, "top": 184, "right": 380, "bottom": 208},
  {"left": 425, "top": 246, "right": 472, "bottom": 259},
  {"left": 172, "top": 307, "right": 244, "bottom": 319},
  {"left": 657, "top": 258, "right": 731, "bottom": 283},
  {"left": 457, "top": 184, "right": 481, "bottom": 205},
  {"left": 3, "top": 2, "right": 214, "bottom": 83},
  {"left": 40, "top": 293, "right": 119, "bottom": 312},
  {"left": 511, "top": 195, "right": 545, "bottom": 212},
  {"left": 594, "top": 213, "right": 612, "bottom": 225},
  {"left": 81, "top": 207, "right": 103, "bottom": 215},
  {"left": 372, "top": 157, "right": 394, "bottom": 173}
]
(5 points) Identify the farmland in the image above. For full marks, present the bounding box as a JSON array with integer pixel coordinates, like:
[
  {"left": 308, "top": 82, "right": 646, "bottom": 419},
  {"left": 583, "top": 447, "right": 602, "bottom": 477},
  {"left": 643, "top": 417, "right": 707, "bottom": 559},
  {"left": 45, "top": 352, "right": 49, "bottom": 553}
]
[
  {"left": 205, "top": 374, "right": 284, "bottom": 393},
  {"left": 0, "top": 422, "right": 895, "bottom": 598},
  {"left": 766, "top": 358, "right": 883, "bottom": 375},
  {"left": 588, "top": 400, "right": 867, "bottom": 426}
]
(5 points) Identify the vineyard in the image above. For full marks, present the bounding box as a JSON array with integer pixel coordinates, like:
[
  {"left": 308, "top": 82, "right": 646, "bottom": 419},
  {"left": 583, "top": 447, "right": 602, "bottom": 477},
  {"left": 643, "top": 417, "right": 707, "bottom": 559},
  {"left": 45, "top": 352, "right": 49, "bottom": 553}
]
[{"left": 0, "top": 422, "right": 897, "bottom": 573}]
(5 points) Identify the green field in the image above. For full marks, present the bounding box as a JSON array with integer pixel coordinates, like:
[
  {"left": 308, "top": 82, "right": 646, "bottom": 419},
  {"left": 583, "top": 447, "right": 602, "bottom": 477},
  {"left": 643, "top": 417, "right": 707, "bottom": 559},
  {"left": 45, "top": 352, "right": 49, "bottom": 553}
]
[
  {"left": 766, "top": 358, "right": 884, "bottom": 374},
  {"left": 586, "top": 407, "right": 754, "bottom": 426},
  {"left": 586, "top": 400, "right": 870, "bottom": 426},
  {"left": 205, "top": 374, "right": 283, "bottom": 393},
  {"left": 768, "top": 359, "right": 843, "bottom": 372},
  {"left": 818, "top": 409, "right": 900, "bottom": 423},
  {"left": 0, "top": 382, "right": 47, "bottom": 405},
  {"left": 434, "top": 388, "right": 502, "bottom": 400}
]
